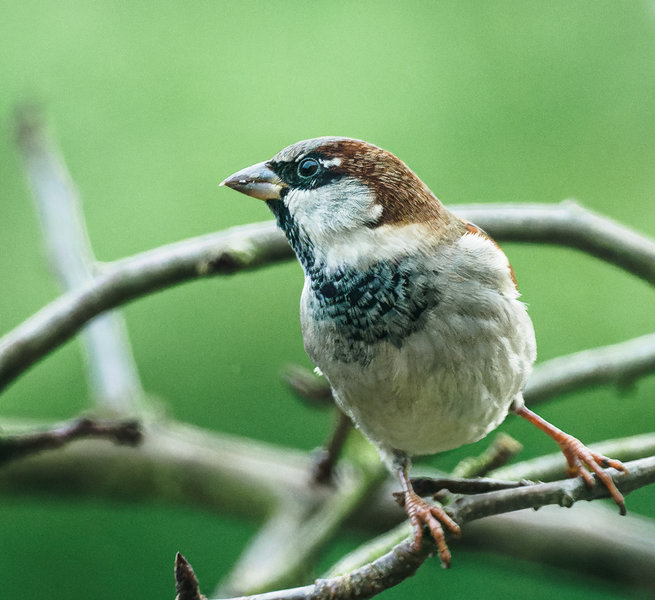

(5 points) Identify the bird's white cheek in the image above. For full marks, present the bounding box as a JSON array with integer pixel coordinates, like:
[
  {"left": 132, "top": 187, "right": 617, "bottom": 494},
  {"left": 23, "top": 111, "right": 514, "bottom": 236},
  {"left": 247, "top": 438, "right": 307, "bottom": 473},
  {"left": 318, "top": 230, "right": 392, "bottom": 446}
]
[{"left": 285, "top": 180, "right": 380, "bottom": 246}]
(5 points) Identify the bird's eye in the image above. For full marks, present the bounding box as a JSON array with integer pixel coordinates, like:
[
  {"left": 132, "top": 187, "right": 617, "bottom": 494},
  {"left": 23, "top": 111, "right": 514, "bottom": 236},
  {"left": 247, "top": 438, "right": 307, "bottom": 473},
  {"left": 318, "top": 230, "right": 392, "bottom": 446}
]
[{"left": 297, "top": 157, "right": 320, "bottom": 178}]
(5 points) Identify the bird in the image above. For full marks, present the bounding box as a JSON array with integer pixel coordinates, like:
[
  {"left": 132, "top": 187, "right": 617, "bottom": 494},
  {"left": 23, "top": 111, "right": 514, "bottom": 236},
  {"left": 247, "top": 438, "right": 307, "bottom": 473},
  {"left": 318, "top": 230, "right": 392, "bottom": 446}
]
[{"left": 220, "top": 137, "right": 627, "bottom": 567}]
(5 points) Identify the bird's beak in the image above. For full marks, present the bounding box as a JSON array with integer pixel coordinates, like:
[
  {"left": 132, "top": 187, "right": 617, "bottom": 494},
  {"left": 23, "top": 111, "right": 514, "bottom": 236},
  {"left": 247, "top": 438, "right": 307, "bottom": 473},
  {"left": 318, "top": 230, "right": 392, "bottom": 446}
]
[{"left": 220, "top": 161, "right": 286, "bottom": 201}]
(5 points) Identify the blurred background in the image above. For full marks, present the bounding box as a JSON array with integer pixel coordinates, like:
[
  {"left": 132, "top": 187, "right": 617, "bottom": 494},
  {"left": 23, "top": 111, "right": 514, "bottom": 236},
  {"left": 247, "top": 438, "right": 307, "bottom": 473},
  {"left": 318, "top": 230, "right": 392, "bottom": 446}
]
[{"left": 1, "top": 1, "right": 655, "bottom": 598}]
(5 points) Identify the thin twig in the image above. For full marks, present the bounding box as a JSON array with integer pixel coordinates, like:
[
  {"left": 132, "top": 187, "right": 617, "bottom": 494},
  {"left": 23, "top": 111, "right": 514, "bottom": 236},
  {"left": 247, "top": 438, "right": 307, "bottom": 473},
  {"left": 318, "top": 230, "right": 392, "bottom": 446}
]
[
  {"left": 0, "top": 416, "right": 142, "bottom": 464},
  {"left": 282, "top": 365, "right": 334, "bottom": 408},
  {"left": 311, "top": 411, "right": 352, "bottom": 485},
  {"left": 410, "top": 476, "right": 532, "bottom": 497},
  {"left": 451, "top": 433, "right": 524, "bottom": 478},
  {"left": 14, "top": 107, "right": 143, "bottom": 412},
  {"left": 2, "top": 202, "right": 655, "bottom": 395}
]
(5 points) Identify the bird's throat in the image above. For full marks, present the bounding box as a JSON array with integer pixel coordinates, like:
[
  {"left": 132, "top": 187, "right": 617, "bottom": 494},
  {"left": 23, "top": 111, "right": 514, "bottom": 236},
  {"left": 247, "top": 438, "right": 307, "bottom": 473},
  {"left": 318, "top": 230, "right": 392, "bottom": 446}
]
[{"left": 266, "top": 199, "right": 316, "bottom": 273}]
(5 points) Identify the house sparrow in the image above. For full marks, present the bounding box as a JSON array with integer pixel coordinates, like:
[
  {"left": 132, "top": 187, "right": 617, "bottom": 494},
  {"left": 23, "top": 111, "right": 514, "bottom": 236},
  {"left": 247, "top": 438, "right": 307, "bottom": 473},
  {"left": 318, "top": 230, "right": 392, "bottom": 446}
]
[{"left": 221, "top": 137, "right": 627, "bottom": 567}]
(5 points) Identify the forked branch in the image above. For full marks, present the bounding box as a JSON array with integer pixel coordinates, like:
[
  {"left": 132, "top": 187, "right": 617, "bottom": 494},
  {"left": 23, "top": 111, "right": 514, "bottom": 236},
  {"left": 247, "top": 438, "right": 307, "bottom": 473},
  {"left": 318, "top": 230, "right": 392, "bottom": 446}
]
[{"left": 176, "top": 456, "right": 655, "bottom": 600}]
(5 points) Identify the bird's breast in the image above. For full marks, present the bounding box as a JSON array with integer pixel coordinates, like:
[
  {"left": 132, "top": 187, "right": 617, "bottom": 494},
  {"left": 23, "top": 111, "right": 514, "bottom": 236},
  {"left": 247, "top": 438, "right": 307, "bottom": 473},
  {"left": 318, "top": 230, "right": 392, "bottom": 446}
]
[
  {"left": 302, "top": 256, "right": 441, "bottom": 363},
  {"left": 299, "top": 236, "right": 536, "bottom": 457}
]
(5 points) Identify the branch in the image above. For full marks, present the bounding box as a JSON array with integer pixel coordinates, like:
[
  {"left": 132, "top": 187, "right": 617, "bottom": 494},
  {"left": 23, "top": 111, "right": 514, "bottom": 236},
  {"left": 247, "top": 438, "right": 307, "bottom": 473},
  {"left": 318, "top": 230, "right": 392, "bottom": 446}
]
[
  {"left": 175, "top": 456, "right": 655, "bottom": 600},
  {"left": 14, "top": 106, "right": 144, "bottom": 411},
  {"left": 2, "top": 202, "right": 655, "bottom": 394},
  {"left": 179, "top": 536, "right": 431, "bottom": 600},
  {"left": 215, "top": 438, "right": 385, "bottom": 597},
  {"left": 454, "top": 201, "right": 655, "bottom": 285},
  {"left": 463, "top": 503, "right": 655, "bottom": 589},
  {"left": 524, "top": 331, "right": 655, "bottom": 405},
  {"left": 0, "top": 416, "right": 142, "bottom": 464},
  {"left": 0, "top": 419, "right": 315, "bottom": 518},
  {"left": 452, "top": 455, "right": 655, "bottom": 522},
  {"left": 1, "top": 417, "right": 652, "bottom": 593},
  {"left": 218, "top": 457, "right": 386, "bottom": 597},
  {"left": 489, "top": 431, "right": 655, "bottom": 483},
  {"left": 0, "top": 221, "right": 291, "bottom": 394}
]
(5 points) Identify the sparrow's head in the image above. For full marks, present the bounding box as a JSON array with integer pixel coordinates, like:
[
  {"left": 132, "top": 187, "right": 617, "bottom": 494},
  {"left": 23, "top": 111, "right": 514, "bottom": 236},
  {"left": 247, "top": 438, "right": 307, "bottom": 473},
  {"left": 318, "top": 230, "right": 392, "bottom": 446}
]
[{"left": 221, "top": 137, "right": 460, "bottom": 268}]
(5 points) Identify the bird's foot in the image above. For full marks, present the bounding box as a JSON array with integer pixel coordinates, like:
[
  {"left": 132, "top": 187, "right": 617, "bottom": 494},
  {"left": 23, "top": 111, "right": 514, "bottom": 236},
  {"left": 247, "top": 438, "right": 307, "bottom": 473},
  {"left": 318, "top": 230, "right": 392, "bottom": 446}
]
[
  {"left": 557, "top": 433, "right": 628, "bottom": 514},
  {"left": 396, "top": 489, "right": 461, "bottom": 568},
  {"left": 515, "top": 405, "right": 628, "bottom": 514}
]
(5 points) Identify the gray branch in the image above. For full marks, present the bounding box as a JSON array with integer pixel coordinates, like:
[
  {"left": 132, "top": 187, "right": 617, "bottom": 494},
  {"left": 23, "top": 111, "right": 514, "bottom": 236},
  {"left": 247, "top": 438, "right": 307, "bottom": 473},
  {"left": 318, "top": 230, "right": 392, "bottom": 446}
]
[
  {"left": 2, "top": 202, "right": 655, "bottom": 396},
  {"left": 489, "top": 431, "right": 655, "bottom": 482},
  {"left": 174, "top": 456, "right": 655, "bottom": 600},
  {"left": 524, "top": 331, "right": 655, "bottom": 404},
  {"left": 0, "top": 221, "right": 291, "bottom": 394},
  {"left": 14, "top": 107, "right": 143, "bottom": 411},
  {"left": 1, "top": 418, "right": 654, "bottom": 596},
  {"left": 454, "top": 201, "right": 655, "bottom": 285}
]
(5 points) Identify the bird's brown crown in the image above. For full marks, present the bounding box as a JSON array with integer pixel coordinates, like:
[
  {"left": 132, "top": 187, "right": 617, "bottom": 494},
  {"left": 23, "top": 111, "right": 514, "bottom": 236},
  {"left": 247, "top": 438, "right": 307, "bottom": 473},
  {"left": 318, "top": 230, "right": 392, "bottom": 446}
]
[{"left": 270, "top": 137, "right": 458, "bottom": 231}]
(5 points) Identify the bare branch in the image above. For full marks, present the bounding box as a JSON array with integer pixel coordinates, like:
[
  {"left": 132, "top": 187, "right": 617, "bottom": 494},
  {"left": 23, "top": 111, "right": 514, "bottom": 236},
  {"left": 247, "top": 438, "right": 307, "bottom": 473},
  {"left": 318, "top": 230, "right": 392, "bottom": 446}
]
[
  {"left": 451, "top": 433, "right": 524, "bottom": 478},
  {"left": 282, "top": 365, "right": 334, "bottom": 408},
  {"left": 2, "top": 202, "right": 655, "bottom": 395},
  {"left": 453, "top": 455, "right": 655, "bottom": 522},
  {"left": 185, "top": 456, "right": 655, "bottom": 600},
  {"left": 489, "top": 432, "right": 655, "bottom": 482},
  {"left": 0, "top": 417, "right": 653, "bottom": 594},
  {"left": 0, "top": 416, "right": 142, "bottom": 464},
  {"left": 0, "top": 221, "right": 291, "bottom": 394},
  {"left": 188, "top": 537, "right": 430, "bottom": 600},
  {"left": 454, "top": 201, "right": 655, "bottom": 286},
  {"left": 14, "top": 106, "right": 143, "bottom": 411},
  {"left": 0, "top": 419, "right": 316, "bottom": 518},
  {"left": 524, "top": 331, "right": 655, "bottom": 405},
  {"left": 216, "top": 441, "right": 386, "bottom": 597},
  {"left": 463, "top": 503, "right": 655, "bottom": 590}
]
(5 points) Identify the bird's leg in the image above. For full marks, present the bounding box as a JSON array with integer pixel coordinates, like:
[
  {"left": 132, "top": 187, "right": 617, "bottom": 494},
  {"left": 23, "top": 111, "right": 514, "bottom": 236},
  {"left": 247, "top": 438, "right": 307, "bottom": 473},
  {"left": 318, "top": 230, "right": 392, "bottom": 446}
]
[
  {"left": 514, "top": 405, "right": 628, "bottom": 514},
  {"left": 394, "top": 453, "right": 461, "bottom": 568}
]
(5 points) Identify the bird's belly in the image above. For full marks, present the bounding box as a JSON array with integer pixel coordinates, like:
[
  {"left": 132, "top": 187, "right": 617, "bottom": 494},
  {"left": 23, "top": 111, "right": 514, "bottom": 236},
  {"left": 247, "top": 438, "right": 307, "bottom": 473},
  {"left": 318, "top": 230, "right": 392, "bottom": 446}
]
[
  {"left": 303, "top": 297, "right": 535, "bottom": 457},
  {"left": 332, "top": 357, "right": 512, "bottom": 456}
]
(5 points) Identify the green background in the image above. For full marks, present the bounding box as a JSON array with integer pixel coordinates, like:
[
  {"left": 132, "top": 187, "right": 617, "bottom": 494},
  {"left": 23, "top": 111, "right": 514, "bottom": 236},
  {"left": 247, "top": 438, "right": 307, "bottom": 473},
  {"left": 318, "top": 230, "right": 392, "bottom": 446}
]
[{"left": 1, "top": 1, "right": 654, "bottom": 598}]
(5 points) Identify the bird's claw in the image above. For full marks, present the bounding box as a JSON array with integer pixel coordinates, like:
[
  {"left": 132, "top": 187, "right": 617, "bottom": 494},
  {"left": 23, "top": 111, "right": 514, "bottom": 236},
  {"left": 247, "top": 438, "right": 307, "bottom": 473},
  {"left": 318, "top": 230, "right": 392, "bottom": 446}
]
[
  {"left": 558, "top": 435, "right": 628, "bottom": 515},
  {"left": 402, "top": 490, "right": 461, "bottom": 568},
  {"left": 515, "top": 407, "right": 628, "bottom": 516}
]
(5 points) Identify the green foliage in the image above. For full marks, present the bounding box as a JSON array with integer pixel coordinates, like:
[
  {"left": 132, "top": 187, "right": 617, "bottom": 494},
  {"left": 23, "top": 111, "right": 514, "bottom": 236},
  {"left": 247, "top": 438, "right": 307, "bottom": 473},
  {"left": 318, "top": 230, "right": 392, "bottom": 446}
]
[{"left": 1, "top": 1, "right": 654, "bottom": 598}]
